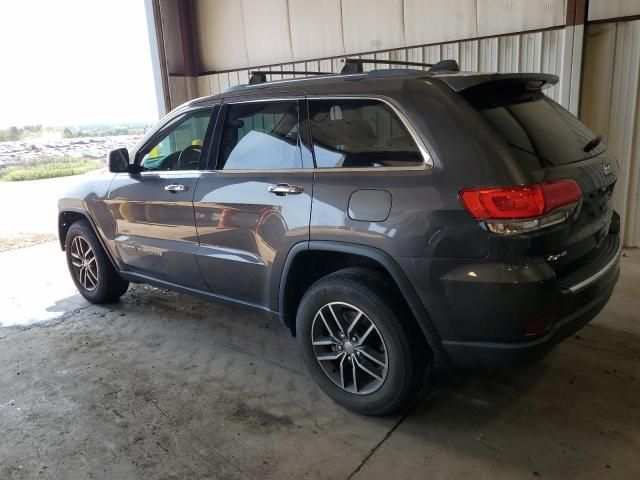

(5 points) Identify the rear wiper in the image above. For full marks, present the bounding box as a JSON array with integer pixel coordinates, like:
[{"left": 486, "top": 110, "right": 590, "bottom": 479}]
[{"left": 583, "top": 134, "right": 602, "bottom": 153}]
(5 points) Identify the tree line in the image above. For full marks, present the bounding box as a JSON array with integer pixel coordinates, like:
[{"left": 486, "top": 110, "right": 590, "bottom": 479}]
[{"left": 0, "top": 124, "right": 151, "bottom": 142}]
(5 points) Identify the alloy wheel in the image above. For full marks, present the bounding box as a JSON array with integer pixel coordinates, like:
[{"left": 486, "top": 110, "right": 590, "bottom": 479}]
[
  {"left": 70, "top": 236, "right": 99, "bottom": 291},
  {"left": 311, "top": 302, "right": 388, "bottom": 395}
]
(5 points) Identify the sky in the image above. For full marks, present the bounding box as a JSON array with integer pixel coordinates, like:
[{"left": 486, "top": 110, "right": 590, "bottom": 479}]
[{"left": 0, "top": 0, "right": 159, "bottom": 128}]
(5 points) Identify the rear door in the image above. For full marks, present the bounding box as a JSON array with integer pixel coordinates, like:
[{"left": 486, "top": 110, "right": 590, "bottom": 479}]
[
  {"left": 193, "top": 95, "right": 313, "bottom": 308},
  {"left": 108, "top": 107, "right": 216, "bottom": 289}
]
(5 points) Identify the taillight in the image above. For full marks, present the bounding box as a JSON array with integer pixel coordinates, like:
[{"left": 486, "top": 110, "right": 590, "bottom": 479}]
[{"left": 459, "top": 179, "right": 581, "bottom": 235}]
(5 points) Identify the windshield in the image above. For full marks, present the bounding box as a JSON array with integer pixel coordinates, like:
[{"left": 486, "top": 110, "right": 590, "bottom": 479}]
[{"left": 468, "top": 94, "right": 604, "bottom": 169}]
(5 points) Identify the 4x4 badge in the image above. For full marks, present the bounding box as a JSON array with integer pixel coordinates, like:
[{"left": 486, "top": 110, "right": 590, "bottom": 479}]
[{"left": 602, "top": 161, "right": 612, "bottom": 176}]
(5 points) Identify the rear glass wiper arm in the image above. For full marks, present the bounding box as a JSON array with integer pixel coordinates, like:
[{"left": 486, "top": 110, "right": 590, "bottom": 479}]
[{"left": 583, "top": 134, "right": 602, "bottom": 153}]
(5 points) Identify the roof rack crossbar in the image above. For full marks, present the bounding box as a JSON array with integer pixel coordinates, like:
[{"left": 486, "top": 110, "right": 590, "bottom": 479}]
[
  {"left": 340, "top": 57, "right": 460, "bottom": 74},
  {"left": 248, "top": 70, "right": 333, "bottom": 85},
  {"left": 340, "top": 58, "right": 434, "bottom": 74}
]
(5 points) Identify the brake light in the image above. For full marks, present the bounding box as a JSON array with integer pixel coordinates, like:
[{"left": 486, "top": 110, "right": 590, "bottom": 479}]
[{"left": 459, "top": 179, "right": 581, "bottom": 234}]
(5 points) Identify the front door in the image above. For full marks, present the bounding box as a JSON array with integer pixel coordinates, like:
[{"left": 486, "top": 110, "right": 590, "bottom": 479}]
[
  {"left": 108, "top": 107, "right": 215, "bottom": 289},
  {"left": 193, "top": 97, "right": 313, "bottom": 308}
]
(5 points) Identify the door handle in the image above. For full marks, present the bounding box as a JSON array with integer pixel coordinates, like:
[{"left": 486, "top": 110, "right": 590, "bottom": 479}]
[
  {"left": 164, "top": 184, "right": 189, "bottom": 193},
  {"left": 267, "top": 183, "right": 303, "bottom": 196}
]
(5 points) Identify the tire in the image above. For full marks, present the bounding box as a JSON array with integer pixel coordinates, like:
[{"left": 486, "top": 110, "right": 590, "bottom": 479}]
[
  {"left": 296, "top": 268, "right": 429, "bottom": 416},
  {"left": 65, "top": 219, "right": 129, "bottom": 304}
]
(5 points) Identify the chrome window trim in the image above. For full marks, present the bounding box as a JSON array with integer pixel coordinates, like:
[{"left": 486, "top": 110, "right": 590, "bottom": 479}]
[
  {"left": 136, "top": 170, "right": 202, "bottom": 176},
  {"left": 201, "top": 169, "right": 309, "bottom": 174},
  {"left": 305, "top": 95, "right": 434, "bottom": 170},
  {"left": 201, "top": 166, "right": 428, "bottom": 174},
  {"left": 314, "top": 164, "right": 429, "bottom": 173},
  {"left": 224, "top": 96, "right": 305, "bottom": 104}
]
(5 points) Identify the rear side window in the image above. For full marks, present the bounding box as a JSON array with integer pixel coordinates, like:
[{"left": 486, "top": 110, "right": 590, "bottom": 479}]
[
  {"left": 218, "top": 101, "right": 302, "bottom": 170},
  {"left": 308, "top": 99, "right": 423, "bottom": 168},
  {"left": 467, "top": 93, "right": 604, "bottom": 169}
]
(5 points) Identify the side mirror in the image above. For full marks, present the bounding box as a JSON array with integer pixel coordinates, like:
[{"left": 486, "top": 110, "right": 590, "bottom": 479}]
[{"left": 108, "top": 148, "right": 130, "bottom": 173}]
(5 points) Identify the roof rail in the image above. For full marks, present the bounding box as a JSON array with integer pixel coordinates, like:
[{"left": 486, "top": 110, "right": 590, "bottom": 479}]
[
  {"left": 340, "top": 58, "right": 460, "bottom": 74},
  {"left": 249, "top": 70, "right": 332, "bottom": 85},
  {"left": 243, "top": 58, "right": 461, "bottom": 87}
]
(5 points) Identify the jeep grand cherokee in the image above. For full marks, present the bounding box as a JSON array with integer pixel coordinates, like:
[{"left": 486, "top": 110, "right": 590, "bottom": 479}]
[{"left": 58, "top": 60, "right": 620, "bottom": 415}]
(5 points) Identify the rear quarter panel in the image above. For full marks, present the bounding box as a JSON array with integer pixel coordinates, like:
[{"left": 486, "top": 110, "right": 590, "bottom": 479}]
[
  {"left": 310, "top": 167, "right": 486, "bottom": 259},
  {"left": 308, "top": 78, "right": 524, "bottom": 260}
]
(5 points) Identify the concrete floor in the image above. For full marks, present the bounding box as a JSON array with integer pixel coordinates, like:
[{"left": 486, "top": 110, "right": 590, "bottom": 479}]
[{"left": 1, "top": 243, "right": 639, "bottom": 480}]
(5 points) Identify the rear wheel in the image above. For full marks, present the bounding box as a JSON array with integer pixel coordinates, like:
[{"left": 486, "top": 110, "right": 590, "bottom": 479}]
[
  {"left": 65, "top": 220, "right": 129, "bottom": 303},
  {"left": 296, "top": 268, "right": 429, "bottom": 416}
]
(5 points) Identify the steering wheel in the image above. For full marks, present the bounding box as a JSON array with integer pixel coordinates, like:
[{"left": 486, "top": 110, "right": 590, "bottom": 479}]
[{"left": 178, "top": 145, "right": 202, "bottom": 169}]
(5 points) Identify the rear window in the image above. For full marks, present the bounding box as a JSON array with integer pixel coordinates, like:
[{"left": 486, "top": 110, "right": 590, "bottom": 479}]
[{"left": 466, "top": 92, "right": 604, "bottom": 168}]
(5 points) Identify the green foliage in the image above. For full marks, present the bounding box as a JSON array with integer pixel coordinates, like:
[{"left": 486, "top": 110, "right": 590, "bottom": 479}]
[
  {"left": 0, "top": 157, "right": 101, "bottom": 181},
  {"left": 61, "top": 124, "right": 150, "bottom": 137},
  {"left": 0, "top": 125, "right": 46, "bottom": 141},
  {"left": 0, "top": 126, "right": 19, "bottom": 142}
]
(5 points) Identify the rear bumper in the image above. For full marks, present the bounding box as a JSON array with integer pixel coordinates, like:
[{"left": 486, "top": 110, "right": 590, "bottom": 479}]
[
  {"left": 397, "top": 234, "right": 621, "bottom": 369},
  {"left": 440, "top": 263, "right": 618, "bottom": 368}
]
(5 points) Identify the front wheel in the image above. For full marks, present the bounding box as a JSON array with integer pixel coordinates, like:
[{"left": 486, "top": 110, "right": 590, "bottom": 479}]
[
  {"left": 65, "top": 220, "right": 129, "bottom": 303},
  {"left": 296, "top": 268, "right": 429, "bottom": 416}
]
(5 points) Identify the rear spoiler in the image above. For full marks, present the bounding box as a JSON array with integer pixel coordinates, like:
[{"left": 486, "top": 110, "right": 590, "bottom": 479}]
[{"left": 431, "top": 72, "right": 559, "bottom": 92}]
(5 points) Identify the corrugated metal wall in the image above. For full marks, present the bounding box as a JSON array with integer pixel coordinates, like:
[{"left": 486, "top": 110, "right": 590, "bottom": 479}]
[
  {"left": 192, "top": 0, "right": 567, "bottom": 72},
  {"left": 581, "top": 20, "right": 640, "bottom": 247},
  {"left": 191, "top": 28, "right": 570, "bottom": 106},
  {"left": 588, "top": 0, "right": 640, "bottom": 22}
]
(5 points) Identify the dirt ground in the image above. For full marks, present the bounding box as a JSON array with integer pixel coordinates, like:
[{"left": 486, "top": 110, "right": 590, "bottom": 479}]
[
  {"left": 0, "top": 233, "right": 57, "bottom": 252},
  {"left": 0, "top": 243, "right": 639, "bottom": 479}
]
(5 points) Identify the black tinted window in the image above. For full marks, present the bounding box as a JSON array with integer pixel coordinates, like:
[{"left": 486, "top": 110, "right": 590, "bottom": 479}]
[
  {"left": 218, "top": 101, "right": 301, "bottom": 170},
  {"left": 308, "top": 99, "right": 423, "bottom": 168},
  {"left": 472, "top": 96, "right": 604, "bottom": 168}
]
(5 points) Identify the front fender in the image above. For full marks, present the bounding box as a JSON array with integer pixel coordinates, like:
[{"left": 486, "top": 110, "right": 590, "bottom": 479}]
[{"left": 57, "top": 171, "right": 121, "bottom": 268}]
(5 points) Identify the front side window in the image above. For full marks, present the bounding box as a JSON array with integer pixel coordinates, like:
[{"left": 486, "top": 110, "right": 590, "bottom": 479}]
[
  {"left": 217, "top": 101, "right": 302, "bottom": 170},
  {"left": 140, "top": 109, "right": 213, "bottom": 171},
  {"left": 308, "top": 99, "right": 423, "bottom": 168}
]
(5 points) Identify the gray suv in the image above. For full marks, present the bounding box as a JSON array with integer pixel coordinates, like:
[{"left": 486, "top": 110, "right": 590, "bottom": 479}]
[{"left": 59, "top": 60, "right": 621, "bottom": 415}]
